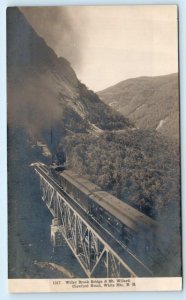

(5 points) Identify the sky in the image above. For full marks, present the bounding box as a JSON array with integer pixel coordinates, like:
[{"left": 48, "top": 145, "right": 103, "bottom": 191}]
[{"left": 21, "top": 5, "right": 178, "bottom": 91}]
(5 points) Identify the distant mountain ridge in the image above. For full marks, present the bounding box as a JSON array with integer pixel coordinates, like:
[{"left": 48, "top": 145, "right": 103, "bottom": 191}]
[{"left": 98, "top": 74, "right": 180, "bottom": 140}]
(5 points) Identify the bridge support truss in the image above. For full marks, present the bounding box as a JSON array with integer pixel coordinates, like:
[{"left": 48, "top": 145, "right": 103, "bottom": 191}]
[{"left": 36, "top": 169, "right": 137, "bottom": 278}]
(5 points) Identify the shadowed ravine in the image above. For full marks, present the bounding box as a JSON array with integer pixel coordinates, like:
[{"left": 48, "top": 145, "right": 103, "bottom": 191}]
[{"left": 8, "top": 128, "right": 85, "bottom": 278}]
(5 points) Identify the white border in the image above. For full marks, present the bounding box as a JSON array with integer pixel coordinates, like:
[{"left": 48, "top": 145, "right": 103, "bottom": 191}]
[{"left": 8, "top": 278, "right": 182, "bottom": 293}]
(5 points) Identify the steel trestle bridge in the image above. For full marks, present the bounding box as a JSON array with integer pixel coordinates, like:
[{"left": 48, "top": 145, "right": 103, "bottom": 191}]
[{"left": 33, "top": 163, "right": 153, "bottom": 278}]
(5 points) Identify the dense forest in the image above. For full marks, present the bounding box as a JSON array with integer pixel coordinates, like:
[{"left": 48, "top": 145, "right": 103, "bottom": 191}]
[{"left": 59, "top": 129, "right": 181, "bottom": 233}]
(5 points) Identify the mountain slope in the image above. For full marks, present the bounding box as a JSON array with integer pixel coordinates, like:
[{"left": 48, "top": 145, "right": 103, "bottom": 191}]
[
  {"left": 7, "top": 7, "right": 132, "bottom": 153},
  {"left": 98, "top": 74, "right": 180, "bottom": 140}
]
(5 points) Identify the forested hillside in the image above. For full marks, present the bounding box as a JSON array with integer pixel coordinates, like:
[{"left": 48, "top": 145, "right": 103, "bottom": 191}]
[{"left": 98, "top": 74, "right": 180, "bottom": 141}]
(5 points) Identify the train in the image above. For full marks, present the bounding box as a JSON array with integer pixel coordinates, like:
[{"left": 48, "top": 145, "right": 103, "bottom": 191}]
[{"left": 46, "top": 163, "right": 163, "bottom": 267}]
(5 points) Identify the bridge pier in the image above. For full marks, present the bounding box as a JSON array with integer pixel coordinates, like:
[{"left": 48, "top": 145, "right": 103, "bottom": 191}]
[{"left": 51, "top": 218, "right": 63, "bottom": 247}]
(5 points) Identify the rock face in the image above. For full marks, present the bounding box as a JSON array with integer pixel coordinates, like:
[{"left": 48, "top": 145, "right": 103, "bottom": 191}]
[
  {"left": 7, "top": 7, "right": 132, "bottom": 153},
  {"left": 98, "top": 74, "right": 180, "bottom": 141}
]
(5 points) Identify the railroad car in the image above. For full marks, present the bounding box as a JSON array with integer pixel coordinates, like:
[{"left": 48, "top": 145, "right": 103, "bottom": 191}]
[
  {"left": 54, "top": 170, "right": 157, "bottom": 228},
  {"left": 87, "top": 190, "right": 157, "bottom": 259},
  {"left": 50, "top": 167, "right": 160, "bottom": 260},
  {"left": 52, "top": 169, "right": 101, "bottom": 213}
]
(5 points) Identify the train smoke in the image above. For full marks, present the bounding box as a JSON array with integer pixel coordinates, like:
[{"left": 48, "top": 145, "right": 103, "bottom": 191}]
[{"left": 7, "top": 8, "right": 78, "bottom": 144}]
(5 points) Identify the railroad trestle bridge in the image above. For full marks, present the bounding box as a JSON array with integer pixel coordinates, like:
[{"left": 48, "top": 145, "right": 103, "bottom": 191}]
[{"left": 33, "top": 162, "right": 154, "bottom": 278}]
